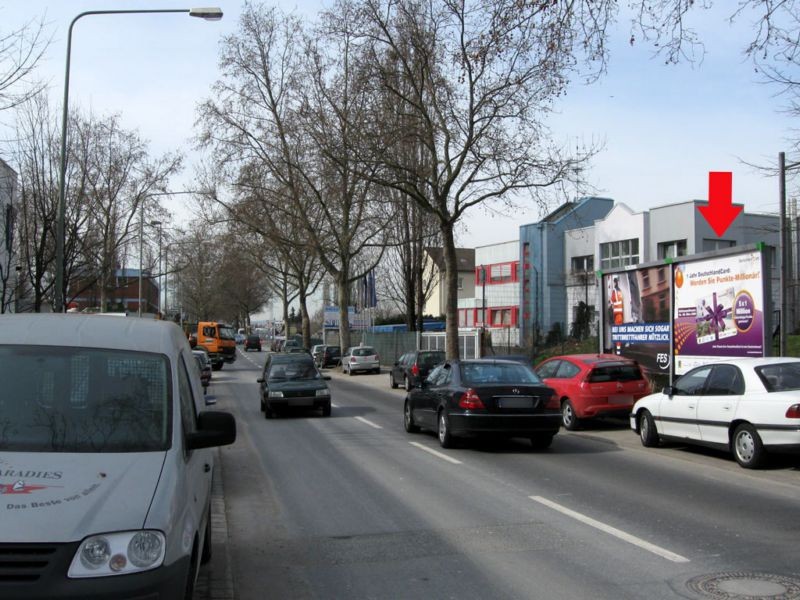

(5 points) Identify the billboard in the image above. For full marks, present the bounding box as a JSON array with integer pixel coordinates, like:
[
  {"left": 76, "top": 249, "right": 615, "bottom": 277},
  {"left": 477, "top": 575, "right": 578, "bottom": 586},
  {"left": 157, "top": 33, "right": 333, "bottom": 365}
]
[
  {"left": 672, "top": 249, "right": 765, "bottom": 374},
  {"left": 323, "top": 306, "right": 370, "bottom": 330},
  {"left": 602, "top": 265, "right": 672, "bottom": 373}
]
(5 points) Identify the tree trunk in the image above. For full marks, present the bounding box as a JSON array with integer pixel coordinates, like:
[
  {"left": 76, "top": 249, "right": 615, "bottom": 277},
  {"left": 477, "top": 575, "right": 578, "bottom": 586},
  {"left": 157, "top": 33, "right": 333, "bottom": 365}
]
[
  {"left": 337, "top": 275, "right": 351, "bottom": 351},
  {"left": 299, "top": 288, "right": 311, "bottom": 349},
  {"left": 440, "top": 221, "right": 459, "bottom": 359},
  {"left": 281, "top": 280, "right": 290, "bottom": 339}
]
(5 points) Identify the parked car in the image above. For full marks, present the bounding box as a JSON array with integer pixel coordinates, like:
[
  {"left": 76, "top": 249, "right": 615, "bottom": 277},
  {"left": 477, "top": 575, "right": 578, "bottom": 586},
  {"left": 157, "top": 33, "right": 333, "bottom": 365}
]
[
  {"left": 193, "top": 349, "right": 213, "bottom": 390},
  {"left": 631, "top": 357, "right": 800, "bottom": 469},
  {"left": 234, "top": 333, "right": 246, "bottom": 345},
  {"left": 311, "top": 344, "right": 325, "bottom": 363},
  {"left": 244, "top": 334, "right": 262, "bottom": 352},
  {"left": 285, "top": 346, "right": 310, "bottom": 354},
  {"left": 390, "top": 350, "right": 446, "bottom": 391},
  {"left": 257, "top": 353, "right": 332, "bottom": 418},
  {"left": 534, "top": 354, "right": 652, "bottom": 430},
  {"left": 0, "top": 314, "right": 236, "bottom": 598},
  {"left": 342, "top": 346, "right": 380, "bottom": 375},
  {"left": 403, "top": 359, "right": 561, "bottom": 449},
  {"left": 313, "top": 345, "right": 341, "bottom": 368},
  {"left": 283, "top": 340, "right": 301, "bottom": 352}
]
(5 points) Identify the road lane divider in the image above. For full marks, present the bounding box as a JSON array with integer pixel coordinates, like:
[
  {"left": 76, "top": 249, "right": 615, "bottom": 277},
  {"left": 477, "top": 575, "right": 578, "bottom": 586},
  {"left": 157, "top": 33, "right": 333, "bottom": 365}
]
[
  {"left": 331, "top": 403, "right": 340, "bottom": 408},
  {"left": 529, "top": 496, "right": 689, "bottom": 563},
  {"left": 354, "top": 416, "right": 383, "bottom": 429},
  {"left": 408, "top": 442, "right": 463, "bottom": 465}
]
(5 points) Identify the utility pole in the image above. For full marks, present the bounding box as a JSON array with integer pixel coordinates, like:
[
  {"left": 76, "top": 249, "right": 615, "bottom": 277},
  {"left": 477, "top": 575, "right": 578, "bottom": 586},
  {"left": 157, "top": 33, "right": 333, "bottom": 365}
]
[{"left": 779, "top": 152, "right": 800, "bottom": 356}]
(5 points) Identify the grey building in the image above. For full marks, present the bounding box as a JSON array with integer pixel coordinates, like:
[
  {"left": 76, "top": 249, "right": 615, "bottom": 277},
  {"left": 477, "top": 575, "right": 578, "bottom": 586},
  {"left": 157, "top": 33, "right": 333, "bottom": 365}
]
[
  {"left": 519, "top": 197, "right": 614, "bottom": 340},
  {"left": 0, "top": 158, "right": 17, "bottom": 313}
]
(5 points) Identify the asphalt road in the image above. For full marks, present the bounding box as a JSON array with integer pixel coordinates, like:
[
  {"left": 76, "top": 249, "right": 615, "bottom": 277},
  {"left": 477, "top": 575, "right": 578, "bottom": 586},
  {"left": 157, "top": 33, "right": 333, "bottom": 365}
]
[{"left": 210, "top": 349, "right": 800, "bottom": 600}]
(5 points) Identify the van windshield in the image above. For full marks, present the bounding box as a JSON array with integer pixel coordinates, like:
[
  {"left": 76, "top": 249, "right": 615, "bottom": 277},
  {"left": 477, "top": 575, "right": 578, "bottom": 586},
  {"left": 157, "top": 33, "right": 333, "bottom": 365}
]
[
  {"left": 0, "top": 345, "right": 171, "bottom": 453},
  {"left": 219, "top": 327, "right": 235, "bottom": 340}
]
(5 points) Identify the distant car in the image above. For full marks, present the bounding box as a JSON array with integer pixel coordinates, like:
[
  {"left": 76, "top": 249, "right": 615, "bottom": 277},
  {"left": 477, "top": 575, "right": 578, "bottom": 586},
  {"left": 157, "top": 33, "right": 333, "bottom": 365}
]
[
  {"left": 342, "top": 346, "right": 380, "bottom": 375},
  {"left": 234, "top": 333, "right": 246, "bottom": 345},
  {"left": 311, "top": 344, "right": 325, "bottom": 362},
  {"left": 257, "top": 353, "right": 331, "bottom": 418},
  {"left": 313, "top": 345, "right": 341, "bottom": 368},
  {"left": 193, "top": 349, "right": 213, "bottom": 390},
  {"left": 244, "top": 334, "right": 262, "bottom": 352},
  {"left": 535, "top": 354, "right": 652, "bottom": 430},
  {"left": 283, "top": 340, "right": 301, "bottom": 352},
  {"left": 631, "top": 357, "right": 800, "bottom": 469},
  {"left": 390, "top": 350, "right": 446, "bottom": 391},
  {"left": 403, "top": 359, "right": 561, "bottom": 449},
  {"left": 0, "top": 314, "right": 236, "bottom": 598}
]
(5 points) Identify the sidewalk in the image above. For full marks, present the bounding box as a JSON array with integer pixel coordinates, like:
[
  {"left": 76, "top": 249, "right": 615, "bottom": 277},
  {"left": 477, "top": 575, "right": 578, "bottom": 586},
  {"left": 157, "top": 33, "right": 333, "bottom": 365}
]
[{"left": 194, "top": 448, "right": 235, "bottom": 600}]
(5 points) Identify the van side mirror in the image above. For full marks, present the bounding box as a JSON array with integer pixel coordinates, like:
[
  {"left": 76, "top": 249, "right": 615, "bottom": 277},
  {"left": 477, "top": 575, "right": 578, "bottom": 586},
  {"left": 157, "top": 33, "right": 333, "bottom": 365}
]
[
  {"left": 257, "top": 377, "right": 264, "bottom": 383},
  {"left": 187, "top": 411, "right": 236, "bottom": 449},
  {"left": 204, "top": 395, "right": 217, "bottom": 406}
]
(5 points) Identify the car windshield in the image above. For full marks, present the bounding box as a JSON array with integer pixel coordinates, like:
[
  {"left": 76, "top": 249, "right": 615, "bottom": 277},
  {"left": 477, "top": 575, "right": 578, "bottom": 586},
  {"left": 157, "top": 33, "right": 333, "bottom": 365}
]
[
  {"left": 247, "top": 335, "right": 259, "bottom": 342},
  {"left": 0, "top": 345, "right": 170, "bottom": 453},
  {"left": 461, "top": 362, "right": 542, "bottom": 385},
  {"left": 756, "top": 363, "right": 800, "bottom": 391},
  {"left": 219, "top": 326, "right": 236, "bottom": 340},
  {"left": 419, "top": 352, "right": 445, "bottom": 367},
  {"left": 269, "top": 360, "right": 320, "bottom": 381},
  {"left": 353, "top": 347, "right": 375, "bottom": 357},
  {"left": 587, "top": 364, "right": 643, "bottom": 383}
]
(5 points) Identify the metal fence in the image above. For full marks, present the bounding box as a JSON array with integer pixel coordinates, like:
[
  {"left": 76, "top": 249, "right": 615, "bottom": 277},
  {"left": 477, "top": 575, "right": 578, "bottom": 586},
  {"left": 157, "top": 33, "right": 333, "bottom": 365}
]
[{"left": 362, "top": 329, "right": 482, "bottom": 365}]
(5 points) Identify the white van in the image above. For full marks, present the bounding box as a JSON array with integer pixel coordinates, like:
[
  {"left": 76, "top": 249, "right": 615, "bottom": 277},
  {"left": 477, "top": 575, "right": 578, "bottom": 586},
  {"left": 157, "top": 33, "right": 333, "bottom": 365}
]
[{"left": 0, "top": 314, "right": 236, "bottom": 599}]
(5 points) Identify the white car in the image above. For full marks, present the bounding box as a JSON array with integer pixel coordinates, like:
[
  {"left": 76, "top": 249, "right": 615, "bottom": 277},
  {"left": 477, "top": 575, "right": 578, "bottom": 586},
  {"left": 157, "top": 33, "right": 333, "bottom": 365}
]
[
  {"left": 342, "top": 346, "right": 381, "bottom": 375},
  {"left": 630, "top": 357, "right": 800, "bottom": 468},
  {"left": 0, "top": 314, "right": 236, "bottom": 598}
]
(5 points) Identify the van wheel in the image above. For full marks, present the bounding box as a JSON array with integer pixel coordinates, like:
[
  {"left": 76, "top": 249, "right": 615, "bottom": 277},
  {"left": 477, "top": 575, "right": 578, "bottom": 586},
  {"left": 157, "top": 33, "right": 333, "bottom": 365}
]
[
  {"left": 183, "top": 543, "right": 199, "bottom": 600},
  {"left": 200, "top": 510, "right": 212, "bottom": 564},
  {"left": 212, "top": 363, "right": 222, "bottom": 371}
]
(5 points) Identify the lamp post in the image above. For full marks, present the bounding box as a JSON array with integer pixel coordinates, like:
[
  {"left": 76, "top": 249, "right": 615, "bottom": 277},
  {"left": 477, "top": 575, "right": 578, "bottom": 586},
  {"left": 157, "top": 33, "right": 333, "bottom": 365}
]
[
  {"left": 54, "top": 7, "right": 223, "bottom": 312},
  {"left": 779, "top": 152, "right": 800, "bottom": 356},
  {"left": 151, "top": 220, "right": 163, "bottom": 314}
]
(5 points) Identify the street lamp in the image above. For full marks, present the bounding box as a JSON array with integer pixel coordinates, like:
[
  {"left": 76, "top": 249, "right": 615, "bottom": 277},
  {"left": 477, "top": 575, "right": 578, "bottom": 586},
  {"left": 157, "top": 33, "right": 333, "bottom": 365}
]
[
  {"left": 54, "top": 7, "right": 223, "bottom": 312},
  {"left": 150, "top": 220, "right": 163, "bottom": 314}
]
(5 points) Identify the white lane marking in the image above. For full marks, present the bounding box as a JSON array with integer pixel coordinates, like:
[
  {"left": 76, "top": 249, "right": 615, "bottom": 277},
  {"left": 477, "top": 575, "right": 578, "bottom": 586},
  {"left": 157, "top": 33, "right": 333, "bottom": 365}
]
[
  {"left": 529, "top": 496, "right": 690, "bottom": 563},
  {"left": 354, "top": 416, "right": 383, "bottom": 429},
  {"left": 331, "top": 403, "right": 340, "bottom": 408},
  {"left": 408, "top": 442, "right": 462, "bottom": 465}
]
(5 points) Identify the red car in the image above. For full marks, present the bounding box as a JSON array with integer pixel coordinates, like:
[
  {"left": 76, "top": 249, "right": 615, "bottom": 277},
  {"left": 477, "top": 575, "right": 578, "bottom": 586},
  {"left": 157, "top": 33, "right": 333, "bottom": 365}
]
[{"left": 534, "top": 354, "right": 652, "bottom": 430}]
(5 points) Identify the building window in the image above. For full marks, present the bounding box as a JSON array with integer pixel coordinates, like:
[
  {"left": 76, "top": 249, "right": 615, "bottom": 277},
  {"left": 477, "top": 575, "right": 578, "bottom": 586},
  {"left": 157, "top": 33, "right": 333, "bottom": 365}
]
[
  {"left": 658, "top": 239, "right": 687, "bottom": 259},
  {"left": 490, "top": 263, "right": 512, "bottom": 283},
  {"left": 702, "top": 239, "right": 735, "bottom": 252},
  {"left": 477, "top": 261, "right": 519, "bottom": 285},
  {"left": 457, "top": 277, "right": 463, "bottom": 291},
  {"left": 571, "top": 255, "right": 593, "bottom": 274},
  {"left": 600, "top": 238, "right": 639, "bottom": 270}
]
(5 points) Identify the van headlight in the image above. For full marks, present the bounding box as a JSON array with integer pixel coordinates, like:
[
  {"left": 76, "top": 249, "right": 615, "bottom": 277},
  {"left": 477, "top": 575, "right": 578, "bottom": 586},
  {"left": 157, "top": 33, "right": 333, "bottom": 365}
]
[
  {"left": 68, "top": 531, "right": 165, "bottom": 578},
  {"left": 315, "top": 388, "right": 329, "bottom": 397}
]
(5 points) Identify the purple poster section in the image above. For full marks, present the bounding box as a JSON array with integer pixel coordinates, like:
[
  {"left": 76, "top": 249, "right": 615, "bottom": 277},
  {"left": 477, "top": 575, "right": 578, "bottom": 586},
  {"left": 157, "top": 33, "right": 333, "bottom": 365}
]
[{"left": 672, "top": 250, "right": 764, "bottom": 374}]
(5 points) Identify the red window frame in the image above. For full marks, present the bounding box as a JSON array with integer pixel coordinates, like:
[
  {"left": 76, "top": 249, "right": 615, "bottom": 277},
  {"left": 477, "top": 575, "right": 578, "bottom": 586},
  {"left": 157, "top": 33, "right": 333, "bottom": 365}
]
[{"left": 474, "top": 261, "right": 519, "bottom": 286}]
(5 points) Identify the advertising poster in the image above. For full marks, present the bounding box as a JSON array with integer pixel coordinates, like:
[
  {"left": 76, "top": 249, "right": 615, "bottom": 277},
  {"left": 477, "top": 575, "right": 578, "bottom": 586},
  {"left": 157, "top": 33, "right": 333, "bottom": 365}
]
[
  {"left": 323, "top": 306, "right": 370, "bottom": 330},
  {"left": 672, "top": 250, "right": 764, "bottom": 374},
  {"left": 603, "top": 266, "right": 672, "bottom": 373}
]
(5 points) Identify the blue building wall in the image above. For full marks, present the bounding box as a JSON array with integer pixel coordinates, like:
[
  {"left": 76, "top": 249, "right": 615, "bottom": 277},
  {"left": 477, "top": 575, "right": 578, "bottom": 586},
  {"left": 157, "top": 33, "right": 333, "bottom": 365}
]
[{"left": 519, "top": 197, "right": 614, "bottom": 340}]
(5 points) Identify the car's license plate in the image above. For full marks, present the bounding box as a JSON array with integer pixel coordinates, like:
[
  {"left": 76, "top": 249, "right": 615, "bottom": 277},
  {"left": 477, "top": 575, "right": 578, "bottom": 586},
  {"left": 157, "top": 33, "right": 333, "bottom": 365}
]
[
  {"left": 609, "top": 394, "right": 633, "bottom": 405},
  {"left": 497, "top": 396, "right": 535, "bottom": 409}
]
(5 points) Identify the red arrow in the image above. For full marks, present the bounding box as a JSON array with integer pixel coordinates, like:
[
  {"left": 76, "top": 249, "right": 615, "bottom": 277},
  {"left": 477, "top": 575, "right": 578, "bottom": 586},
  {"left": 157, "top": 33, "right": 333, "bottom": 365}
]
[{"left": 698, "top": 171, "right": 742, "bottom": 237}]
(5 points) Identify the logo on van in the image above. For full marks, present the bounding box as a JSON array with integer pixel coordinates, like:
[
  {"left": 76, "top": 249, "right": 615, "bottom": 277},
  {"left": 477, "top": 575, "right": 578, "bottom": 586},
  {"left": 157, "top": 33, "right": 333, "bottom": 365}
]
[{"left": 0, "top": 481, "right": 50, "bottom": 495}]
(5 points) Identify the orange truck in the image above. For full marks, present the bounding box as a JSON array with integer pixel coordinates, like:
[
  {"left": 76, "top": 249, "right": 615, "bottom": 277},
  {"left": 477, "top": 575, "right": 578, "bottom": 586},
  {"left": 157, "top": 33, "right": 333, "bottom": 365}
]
[{"left": 191, "top": 321, "right": 237, "bottom": 370}]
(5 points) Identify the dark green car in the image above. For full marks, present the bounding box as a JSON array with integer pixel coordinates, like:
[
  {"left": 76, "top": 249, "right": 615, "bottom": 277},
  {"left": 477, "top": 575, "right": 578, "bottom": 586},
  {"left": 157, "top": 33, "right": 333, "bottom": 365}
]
[{"left": 257, "top": 353, "right": 332, "bottom": 418}]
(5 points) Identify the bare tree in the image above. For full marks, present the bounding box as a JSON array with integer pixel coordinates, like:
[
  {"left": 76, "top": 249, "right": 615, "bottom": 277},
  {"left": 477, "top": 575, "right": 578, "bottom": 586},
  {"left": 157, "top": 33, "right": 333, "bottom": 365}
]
[
  {"left": 0, "top": 158, "right": 17, "bottom": 311},
  {"left": 358, "top": 0, "right": 603, "bottom": 357},
  {"left": 0, "top": 13, "right": 49, "bottom": 113}
]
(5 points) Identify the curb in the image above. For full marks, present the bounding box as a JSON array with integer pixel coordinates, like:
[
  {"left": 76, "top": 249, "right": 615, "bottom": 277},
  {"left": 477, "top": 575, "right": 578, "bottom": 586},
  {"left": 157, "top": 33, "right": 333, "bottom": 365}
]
[{"left": 194, "top": 448, "right": 235, "bottom": 599}]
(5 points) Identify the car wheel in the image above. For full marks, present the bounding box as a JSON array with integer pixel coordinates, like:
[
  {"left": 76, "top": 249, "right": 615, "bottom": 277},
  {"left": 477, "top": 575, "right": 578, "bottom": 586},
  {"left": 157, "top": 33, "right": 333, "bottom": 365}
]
[
  {"left": 212, "top": 363, "right": 222, "bottom": 371},
  {"left": 264, "top": 403, "right": 274, "bottom": 419},
  {"left": 404, "top": 375, "right": 411, "bottom": 392},
  {"left": 322, "top": 401, "right": 331, "bottom": 417},
  {"left": 390, "top": 373, "right": 398, "bottom": 389},
  {"left": 183, "top": 543, "right": 199, "bottom": 600},
  {"left": 638, "top": 410, "right": 660, "bottom": 447},
  {"left": 530, "top": 435, "right": 554, "bottom": 450},
  {"left": 374, "top": 367, "right": 380, "bottom": 374},
  {"left": 200, "top": 509, "right": 212, "bottom": 564},
  {"left": 561, "top": 399, "right": 580, "bottom": 431},
  {"left": 438, "top": 409, "right": 454, "bottom": 448},
  {"left": 404, "top": 399, "right": 420, "bottom": 433},
  {"left": 732, "top": 423, "right": 766, "bottom": 469},
  {"left": 348, "top": 366, "right": 354, "bottom": 376}
]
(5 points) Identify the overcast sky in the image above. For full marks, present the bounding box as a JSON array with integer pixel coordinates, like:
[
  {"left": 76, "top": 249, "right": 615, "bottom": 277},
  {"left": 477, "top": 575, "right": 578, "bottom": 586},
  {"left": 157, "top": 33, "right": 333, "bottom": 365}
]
[{"left": 1, "top": 0, "right": 797, "bottom": 254}]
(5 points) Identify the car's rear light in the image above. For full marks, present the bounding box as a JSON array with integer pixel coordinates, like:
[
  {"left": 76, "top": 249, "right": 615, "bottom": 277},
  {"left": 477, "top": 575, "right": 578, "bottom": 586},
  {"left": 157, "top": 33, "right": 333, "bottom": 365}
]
[
  {"left": 458, "top": 388, "right": 485, "bottom": 410},
  {"left": 544, "top": 391, "right": 559, "bottom": 409},
  {"left": 411, "top": 363, "right": 419, "bottom": 376},
  {"left": 376, "top": 354, "right": 380, "bottom": 362},
  {"left": 786, "top": 404, "right": 800, "bottom": 418},
  {"left": 350, "top": 357, "right": 357, "bottom": 363}
]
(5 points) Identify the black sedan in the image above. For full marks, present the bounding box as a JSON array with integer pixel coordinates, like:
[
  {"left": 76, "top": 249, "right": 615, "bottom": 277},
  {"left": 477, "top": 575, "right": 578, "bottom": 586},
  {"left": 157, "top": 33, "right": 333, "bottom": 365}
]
[
  {"left": 245, "top": 334, "right": 262, "bottom": 352},
  {"left": 257, "top": 353, "right": 331, "bottom": 418},
  {"left": 403, "top": 359, "right": 560, "bottom": 449}
]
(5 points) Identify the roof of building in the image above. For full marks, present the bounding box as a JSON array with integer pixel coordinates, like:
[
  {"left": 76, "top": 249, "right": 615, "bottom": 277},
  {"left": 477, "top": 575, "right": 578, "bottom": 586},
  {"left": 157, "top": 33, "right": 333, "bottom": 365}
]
[{"left": 424, "top": 247, "right": 475, "bottom": 272}]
